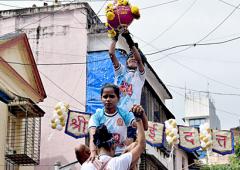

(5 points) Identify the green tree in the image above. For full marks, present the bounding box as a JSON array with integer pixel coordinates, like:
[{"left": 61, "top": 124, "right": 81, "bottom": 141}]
[
  {"left": 229, "top": 137, "right": 240, "bottom": 169},
  {"left": 201, "top": 137, "right": 240, "bottom": 170}
]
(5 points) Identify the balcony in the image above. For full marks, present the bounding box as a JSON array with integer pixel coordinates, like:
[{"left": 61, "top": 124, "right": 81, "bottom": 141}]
[{"left": 5, "top": 99, "right": 45, "bottom": 165}]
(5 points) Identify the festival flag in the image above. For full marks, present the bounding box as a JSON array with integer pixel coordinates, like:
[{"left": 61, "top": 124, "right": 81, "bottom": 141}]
[
  {"left": 65, "top": 110, "right": 91, "bottom": 138},
  {"left": 178, "top": 126, "right": 200, "bottom": 152},
  {"left": 212, "top": 129, "right": 234, "bottom": 155},
  {"left": 145, "top": 121, "right": 164, "bottom": 147}
]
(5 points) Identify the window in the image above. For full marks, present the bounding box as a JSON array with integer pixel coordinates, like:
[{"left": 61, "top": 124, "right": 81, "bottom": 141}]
[
  {"left": 6, "top": 99, "right": 43, "bottom": 165},
  {"left": 189, "top": 118, "right": 206, "bottom": 128},
  {"left": 141, "top": 82, "right": 169, "bottom": 123},
  {"left": 5, "top": 160, "right": 18, "bottom": 170}
]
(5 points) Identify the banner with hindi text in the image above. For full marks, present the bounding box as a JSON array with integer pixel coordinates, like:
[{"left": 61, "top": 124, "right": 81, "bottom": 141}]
[
  {"left": 65, "top": 110, "right": 91, "bottom": 138},
  {"left": 145, "top": 121, "right": 165, "bottom": 147},
  {"left": 212, "top": 130, "right": 234, "bottom": 155},
  {"left": 178, "top": 126, "right": 201, "bottom": 152}
]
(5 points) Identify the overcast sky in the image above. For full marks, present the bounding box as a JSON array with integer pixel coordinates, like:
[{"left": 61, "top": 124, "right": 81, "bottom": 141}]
[{"left": 1, "top": 0, "right": 240, "bottom": 129}]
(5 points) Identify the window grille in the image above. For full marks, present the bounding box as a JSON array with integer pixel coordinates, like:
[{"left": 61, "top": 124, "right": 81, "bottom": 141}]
[
  {"left": 5, "top": 99, "right": 44, "bottom": 165},
  {"left": 5, "top": 159, "right": 18, "bottom": 170}
]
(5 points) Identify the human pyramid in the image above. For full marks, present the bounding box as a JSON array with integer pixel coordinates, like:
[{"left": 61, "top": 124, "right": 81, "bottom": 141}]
[
  {"left": 47, "top": 0, "right": 235, "bottom": 169},
  {"left": 76, "top": 0, "right": 149, "bottom": 169}
]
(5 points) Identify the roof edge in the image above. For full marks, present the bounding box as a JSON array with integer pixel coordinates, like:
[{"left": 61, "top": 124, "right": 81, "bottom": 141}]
[{"left": 145, "top": 62, "right": 172, "bottom": 99}]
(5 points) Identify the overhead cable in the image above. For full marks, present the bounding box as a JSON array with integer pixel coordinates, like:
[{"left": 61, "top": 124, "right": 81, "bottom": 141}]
[
  {"left": 144, "top": 1, "right": 240, "bottom": 57},
  {"left": 141, "top": 0, "right": 198, "bottom": 49},
  {"left": 170, "top": 88, "right": 240, "bottom": 118},
  {"left": 167, "top": 84, "right": 240, "bottom": 96}
]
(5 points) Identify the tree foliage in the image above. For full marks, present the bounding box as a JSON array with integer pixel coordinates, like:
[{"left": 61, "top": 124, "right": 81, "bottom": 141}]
[{"left": 201, "top": 137, "right": 240, "bottom": 170}]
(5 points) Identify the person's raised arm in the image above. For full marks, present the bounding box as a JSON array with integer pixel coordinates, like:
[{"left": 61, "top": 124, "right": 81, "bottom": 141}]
[
  {"left": 131, "top": 46, "right": 145, "bottom": 73},
  {"left": 130, "top": 119, "right": 146, "bottom": 164},
  {"left": 141, "top": 111, "right": 148, "bottom": 131},
  {"left": 131, "top": 104, "right": 148, "bottom": 131},
  {"left": 122, "top": 31, "right": 145, "bottom": 73},
  {"left": 109, "top": 39, "right": 120, "bottom": 70},
  {"left": 88, "top": 127, "right": 97, "bottom": 162}
]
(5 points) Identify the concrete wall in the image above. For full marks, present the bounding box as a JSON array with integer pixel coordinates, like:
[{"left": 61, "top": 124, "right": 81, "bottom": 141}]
[
  {"left": 184, "top": 93, "right": 221, "bottom": 129},
  {"left": 0, "top": 4, "right": 90, "bottom": 169},
  {"left": 185, "top": 94, "right": 210, "bottom": 118}
]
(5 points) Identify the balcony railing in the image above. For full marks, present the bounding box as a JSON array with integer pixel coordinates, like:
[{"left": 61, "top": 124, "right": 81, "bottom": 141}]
[{"left": 5, "top": 99, "right": 44, "bottom": 165}]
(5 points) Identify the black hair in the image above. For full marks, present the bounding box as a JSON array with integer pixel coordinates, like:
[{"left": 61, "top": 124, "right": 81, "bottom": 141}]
[
  {"left": 93, "top": 124, "right": 114, "bottom": 150},
  {"left": 126, "top": 45, "right": 147, "bottom": 65},
  {"left": 100, "top": 83, "right": 120, "bottom": 99}
]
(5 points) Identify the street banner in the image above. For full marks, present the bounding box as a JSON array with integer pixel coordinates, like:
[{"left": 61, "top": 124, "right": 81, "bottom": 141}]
[
  {"left": 63, "top": 110, "right": 236, "bottom": 156},
  {"left": 178, "top": 126, "right": 201, "bottom": 152},
  {"left": 212, "top": 130, "right": 234, "bottom": 155},
  {"left": 65, "top": 110, "right": 91, "bottom": 138},
  {"left": 145, "top": 121, "right": 165, "bottom": 147}
]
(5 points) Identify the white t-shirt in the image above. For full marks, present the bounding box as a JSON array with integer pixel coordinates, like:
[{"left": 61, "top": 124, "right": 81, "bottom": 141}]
[
  {"left": 88, "top": 108, "right": 135, "bottom": 154},
  {"left": 81, "top": 152, "right": 132, "bottom": 170},
  {"left": 114, "top": 63, "right": 146, "bottom": 111}
]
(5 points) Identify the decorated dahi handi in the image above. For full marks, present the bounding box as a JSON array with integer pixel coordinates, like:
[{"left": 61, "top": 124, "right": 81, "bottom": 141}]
[
  {"left": 50, "top": 102, "right": 69, "bottom": 131},
  {"left": 105, "top": 0, "right": 140, "bottom": 38}
]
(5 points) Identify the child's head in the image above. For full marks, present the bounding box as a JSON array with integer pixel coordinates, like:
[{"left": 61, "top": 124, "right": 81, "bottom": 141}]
[
  {"left": 126, "top": 52, "right": 138, "bottom": 70},
  {"left": 93, "top": 124, "right": 115, "bottom": 155},
  {"left": 101, "top": 83, "right": 120, "bottom": 111}
]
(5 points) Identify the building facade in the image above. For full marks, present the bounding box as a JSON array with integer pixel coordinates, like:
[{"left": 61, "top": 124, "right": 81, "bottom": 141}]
[
  {"left": 184, "top": 92, "right": 221, "bottom": 129},
  {"left": 183, "top": 92, "right": 234, "bottom": 166},
  {"left": 88, "top": 28, "right": 191, "bottom": 170},
  {"left": 1, "top": 2, "right": 191, "bottom": 169},
  {"left": 0, "top": 33, "right": 46, "bottom": 170}
]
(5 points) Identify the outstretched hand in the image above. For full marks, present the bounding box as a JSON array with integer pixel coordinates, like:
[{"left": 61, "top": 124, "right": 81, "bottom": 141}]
[
  {"left": 87, "top": 151, "right": 97, "bottom": 163},
  {"left": 130, "top": 104, "right": 144, "bottom": 119}
]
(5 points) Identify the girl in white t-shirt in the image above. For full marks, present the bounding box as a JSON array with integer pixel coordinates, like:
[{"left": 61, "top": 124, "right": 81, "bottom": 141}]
[{"left": 81, "top": 118, "right": 146, "bottom": 170}]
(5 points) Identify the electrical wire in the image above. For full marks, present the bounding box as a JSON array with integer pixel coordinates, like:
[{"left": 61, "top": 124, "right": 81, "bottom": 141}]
[
  {"left": 0, "top": 2, "right": 21, "bottom": 8},
  {"left": 166, "top": 84, "right": 240, "bottom": 96},
  {"left": 197, "top": 3, "right": 240, "bottom": 43},
  {"left": 146, "top": 35, "right": 240, "bottom": 56},
  {"left": 0, "top": 0, "right": 111, "bottom": 1},
  {"left": 39, "top": 71, "right": 85, "bottom": 107},
  {"left": 95, "top": 0, "right": 108, "bottom": 16},
  {"left": 0, "top": 56, "right": 118, "bottom": 66},
  {"left": 144, "top": 1, "right": 240, "bottom": 58},
  {"left": 140, "top": 0, "right": 180, "bottom": 10},
  {"left": 168, "top": 58, "right": 240, "bottom": 90},
  {"left": 169, "top": 88, "right": 240, "bottom": 118},
  {"left": 183, "top": 57, "right": 240, "bottom": 64},
  {"left": 1, "top": 1, "right": 240, "bottom": 109},
  {"left": 0, "top": 0, "right": 184, "bottom": 34},
  {"left": 0, "top": 0, "right": 180, "bottom": 10},
  {"left": 218, "top": 0, "right": 240, "bottom": 9},
  {"left": 2, "top": 0, "right": 85, "bottom": 35},
  {"left": 141, "top": 0, "right": 198, "bottom": 50},
  {"left": 2, "top": 32, "right": 240, "bottom": 66},
  {"left": 44, "top": 95, "right": 83, "bottom": 111}
]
